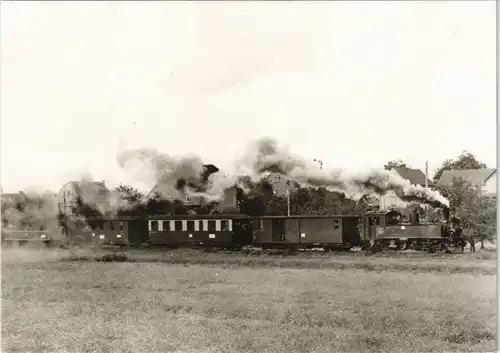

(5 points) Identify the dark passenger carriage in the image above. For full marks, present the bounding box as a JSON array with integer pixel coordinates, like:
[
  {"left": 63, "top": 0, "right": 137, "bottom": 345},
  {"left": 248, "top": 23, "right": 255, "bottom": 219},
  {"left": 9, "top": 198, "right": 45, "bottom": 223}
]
[
  {"left": 252, "top": 215, "right": 362, "bottom": 250},
  {"left": 146, "top": 214, "right": 253, "bottom": 248},
  {"left": 1, "top": 216, "right": 61, "bottom": 245},
  {"left": 67, "top": 216, "right": 148, "bottom": 246}
]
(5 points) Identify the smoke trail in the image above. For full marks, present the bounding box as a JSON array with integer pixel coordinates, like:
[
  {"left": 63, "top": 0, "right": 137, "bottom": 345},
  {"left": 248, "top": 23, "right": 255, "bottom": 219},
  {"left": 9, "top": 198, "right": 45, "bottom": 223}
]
[
  {"left": 237, "top": 137, "right": 449, "bottom": 208},
  {"left": 116, "top": 148, "right": 217, "bottom": 202},
  {"left": 113, "top": 136, "right": 448, "bottom": 210}
]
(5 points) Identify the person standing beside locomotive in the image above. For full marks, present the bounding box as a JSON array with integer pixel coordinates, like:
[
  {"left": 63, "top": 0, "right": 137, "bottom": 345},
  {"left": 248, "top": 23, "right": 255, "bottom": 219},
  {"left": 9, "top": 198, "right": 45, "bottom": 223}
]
[{"left": 469, "top": 234, "right": 476, "bottom": 252}]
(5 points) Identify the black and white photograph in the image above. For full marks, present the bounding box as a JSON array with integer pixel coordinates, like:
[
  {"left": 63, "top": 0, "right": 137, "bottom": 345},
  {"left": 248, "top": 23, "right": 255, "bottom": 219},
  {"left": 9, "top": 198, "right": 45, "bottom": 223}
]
[{"left": 0, "top": 1, "right": 497, "bottom": 352}]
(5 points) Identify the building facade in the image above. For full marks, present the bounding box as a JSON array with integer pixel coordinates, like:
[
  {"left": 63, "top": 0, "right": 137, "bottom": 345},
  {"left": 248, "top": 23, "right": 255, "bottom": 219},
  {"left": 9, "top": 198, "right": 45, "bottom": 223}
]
[{"left": 56, "top": 181, "right": 110, "bottom": 215}]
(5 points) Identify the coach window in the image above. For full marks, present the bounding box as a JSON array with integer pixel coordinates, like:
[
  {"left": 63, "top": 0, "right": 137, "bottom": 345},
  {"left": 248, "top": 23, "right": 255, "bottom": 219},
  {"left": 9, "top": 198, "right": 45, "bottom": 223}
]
[
  {"left": 90, "top": 222, "right": 95, "bottom": 230},
  {"left": 253, "top": 219, "right": 263, "bottom": 231},
  {"left": 120, "top": 222, "right": 124, "bottom": 231},
  {"left": 150, "top": 221, "right": 158, "bottom": 232},
  {"left": 174, "top": 220, "right": 183, "bottom": 232},
  {"left": 162, "top": 221, "right": 170, "bottom": 232},
  {"left": 109, "top": 222, "right": 115, "bottom": 230},
  {"left": 187, "top": 220, "right": 195, "bottom": 232},
  {"left": 334, "top": 219, "right": 340, "bottom": 230},
  {"left": 220, "top": 220, "right": 229, "bottom": 231},
  {"left": 100, "top": 221, "right": 104, "bottom": 231},
  {"left": 208, "top": 220, "right": 216, "bottom": 232}
]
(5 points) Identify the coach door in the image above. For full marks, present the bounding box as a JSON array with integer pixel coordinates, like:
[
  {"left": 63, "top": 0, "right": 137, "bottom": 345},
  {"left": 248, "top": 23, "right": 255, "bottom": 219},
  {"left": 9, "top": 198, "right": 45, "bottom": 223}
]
[
  {"left": 368, "top": 216, "right": 380, "bottom": 239},
  {"left": 233, "top": 219, "right": 254, "bottom": 247},
  {"left": 272, "top": 218, "right": 285, "bottom": 241}
]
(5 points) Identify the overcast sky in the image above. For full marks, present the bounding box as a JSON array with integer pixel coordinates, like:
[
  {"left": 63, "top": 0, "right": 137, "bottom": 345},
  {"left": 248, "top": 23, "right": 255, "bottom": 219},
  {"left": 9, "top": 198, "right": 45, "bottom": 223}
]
[{"left": 1, "top": 1, "right": 496, "bottom": 193}]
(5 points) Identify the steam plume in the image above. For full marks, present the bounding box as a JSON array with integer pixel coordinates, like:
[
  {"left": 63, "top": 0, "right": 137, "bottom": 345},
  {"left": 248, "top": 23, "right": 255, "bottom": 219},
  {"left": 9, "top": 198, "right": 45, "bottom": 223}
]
[
  {"left": 115, "top": 136, "right": 448, "bottom": 210},
  {"left": 237, "top": 137, "right": 449, "bottom": 208}
]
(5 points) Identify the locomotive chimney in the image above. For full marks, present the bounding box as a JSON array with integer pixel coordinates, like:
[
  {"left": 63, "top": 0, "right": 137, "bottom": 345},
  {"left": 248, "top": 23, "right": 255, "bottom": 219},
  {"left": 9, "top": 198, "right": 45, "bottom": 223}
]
[{"left": 442, "top": 207, "right": 450, "bottom": 222}]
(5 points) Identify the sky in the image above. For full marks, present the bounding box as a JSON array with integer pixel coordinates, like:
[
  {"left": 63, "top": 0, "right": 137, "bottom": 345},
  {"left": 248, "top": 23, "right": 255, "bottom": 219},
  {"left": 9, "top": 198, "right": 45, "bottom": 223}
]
[{"left": 1, "top": 1, "right": 497, "bottom": 193}]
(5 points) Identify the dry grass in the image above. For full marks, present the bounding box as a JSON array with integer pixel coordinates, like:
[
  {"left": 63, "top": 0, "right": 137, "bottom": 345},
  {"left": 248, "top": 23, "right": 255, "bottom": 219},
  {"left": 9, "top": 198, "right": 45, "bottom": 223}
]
[
  {"left": 60, "top": 247, "right": 498, "bottom": 275},
  {"left": 1, "top": 248, "right": 497, "bottom": 353}
]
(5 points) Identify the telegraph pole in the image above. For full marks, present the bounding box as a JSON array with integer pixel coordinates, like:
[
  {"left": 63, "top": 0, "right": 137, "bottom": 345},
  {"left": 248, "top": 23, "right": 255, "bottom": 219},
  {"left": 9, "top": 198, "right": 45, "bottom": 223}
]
[
  {"left": 425, "top": 161, "right": 429, "bottom": 189},
  {"left": 62, "top": 192, "right": 68, "bottom": 236},
  {"left": 285, "top": 189, "right": 291, "bottom": 216}
]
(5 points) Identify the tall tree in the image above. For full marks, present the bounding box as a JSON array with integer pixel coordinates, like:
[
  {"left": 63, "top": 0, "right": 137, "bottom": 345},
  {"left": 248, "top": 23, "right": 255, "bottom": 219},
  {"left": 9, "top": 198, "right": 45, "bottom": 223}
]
[
  {"left": 432, "top": 151, "right": 487, "bottom": 184},
  {"left": 384, "top": 159, "right": 408, "bottom": 170},
  {"left": 114, "top": 185, "right": 144, "bottom": 205},
  {"left": 436, "top": 178, "right": 496, "bottom": 250},
  {"left": 456, "top": 190, "right": 496, "bottom": 250},
  {"left": 113, "top": 185, "right": 147, "bottom": 216},
  {"left": 74, "top": 196, "right": 102, "bottom": 218}
]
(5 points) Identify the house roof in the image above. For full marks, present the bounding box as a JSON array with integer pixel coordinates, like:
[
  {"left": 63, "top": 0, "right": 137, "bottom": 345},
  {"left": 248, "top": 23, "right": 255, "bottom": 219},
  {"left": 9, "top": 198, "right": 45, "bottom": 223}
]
[
  {"left": 1, "top": 192, "right": 24, "bottom": 204},
  {"left": 437, "top": 168, "right": 496, "bottom": 187},
  {"left": 392, "top": 167, "right": 434, "bottom": 187},
  {"left": 59, "top": 181, "right": 110, "bottom": 195},
  {"left": 2, "top": 191, "right": 56, "bottom": 202}
]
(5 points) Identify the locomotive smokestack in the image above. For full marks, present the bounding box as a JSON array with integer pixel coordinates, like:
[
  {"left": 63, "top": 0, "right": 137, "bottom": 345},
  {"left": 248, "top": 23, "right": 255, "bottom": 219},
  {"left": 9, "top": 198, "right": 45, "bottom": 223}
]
[
  {"left": 410, "top": 211, "right": 420, "bottom": 225},
  {"left": 442, "top": 206, "right": 450, "bottom": 222}
]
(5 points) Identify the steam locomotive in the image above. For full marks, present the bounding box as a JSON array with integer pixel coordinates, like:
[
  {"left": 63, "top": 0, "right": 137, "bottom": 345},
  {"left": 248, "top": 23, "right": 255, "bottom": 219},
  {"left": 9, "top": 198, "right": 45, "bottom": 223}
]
[{"left": 1, "top": 208, "right": 465, "bottom": 253}]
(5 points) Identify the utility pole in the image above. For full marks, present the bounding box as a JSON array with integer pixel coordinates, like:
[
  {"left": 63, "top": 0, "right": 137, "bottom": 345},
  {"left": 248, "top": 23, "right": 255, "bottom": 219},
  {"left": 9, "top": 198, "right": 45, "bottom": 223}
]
[
  {"left": 313, "top": 159, "right": 323, "bottom": 170},
  {"left": 425, "top": 161, "right": 429, "bottom": 189},
  {"left": 62, "top": 192, "right": 68, "bottom": 236},
  {"left": 285, "top": 189, "right": 290, "bottom": 216}
]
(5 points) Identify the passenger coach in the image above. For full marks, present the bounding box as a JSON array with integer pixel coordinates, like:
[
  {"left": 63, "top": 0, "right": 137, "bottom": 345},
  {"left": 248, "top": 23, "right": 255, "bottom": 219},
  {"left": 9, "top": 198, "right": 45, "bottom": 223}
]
[
  {"left": 252, "top": 215, "right": 363, "bottom": 250},
  {"left": 65, "top": 216, "right": 148, "bottom": 246},
  {"left": 146, "top": 214, "right": 254, "bottom": 249}
]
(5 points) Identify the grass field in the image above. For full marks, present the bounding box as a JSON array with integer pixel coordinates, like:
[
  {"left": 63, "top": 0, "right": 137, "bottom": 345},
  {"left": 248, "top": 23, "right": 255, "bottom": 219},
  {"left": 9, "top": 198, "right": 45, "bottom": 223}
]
[{"left": 1, "top": 247, "right": 497, "bottom": 353}]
